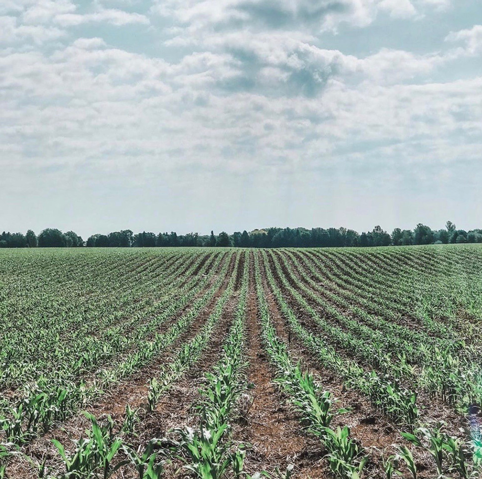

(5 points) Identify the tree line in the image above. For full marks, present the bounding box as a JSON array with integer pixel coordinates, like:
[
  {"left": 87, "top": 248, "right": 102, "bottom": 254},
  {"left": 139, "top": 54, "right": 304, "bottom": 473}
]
[{"left": 1, "top": 222, "right": 481, "bottom": 248}]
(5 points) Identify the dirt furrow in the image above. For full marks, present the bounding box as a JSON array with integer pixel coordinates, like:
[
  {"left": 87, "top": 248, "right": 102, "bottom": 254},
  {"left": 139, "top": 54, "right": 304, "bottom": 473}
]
[
  {"left": 258, "top": 251, "right": 439, "bottom": 478},
  {"left": 232, "top": 251, "right": 326, "bottom": 478},
  {"left": 7, "top": 253, "right": 238, "bottom": 479}
]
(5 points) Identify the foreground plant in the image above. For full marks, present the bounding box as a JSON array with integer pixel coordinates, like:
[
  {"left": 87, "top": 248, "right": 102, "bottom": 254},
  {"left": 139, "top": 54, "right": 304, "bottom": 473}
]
[
  {"left": 401, "top": 423, "right": 482, "bottom": 479},
  {"left": 52, "top": 413, "right": 127, "bottom": 479},
  {"left": 175, "top": 252, "right": 250, "bottom": 479}
]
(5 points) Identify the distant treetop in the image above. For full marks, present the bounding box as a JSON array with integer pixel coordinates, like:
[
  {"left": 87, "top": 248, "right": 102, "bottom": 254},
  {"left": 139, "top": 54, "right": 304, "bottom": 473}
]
[{"left": 1, "top": 222, "right": 481, "bottom": 248}]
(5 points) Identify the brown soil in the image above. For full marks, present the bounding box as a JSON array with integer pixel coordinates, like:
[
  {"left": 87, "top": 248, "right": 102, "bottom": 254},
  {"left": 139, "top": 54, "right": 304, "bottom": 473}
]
[
  {"left": 6, "top": 253, "right": 238, "bottom": 479},
  {"left": 230, "top": 251, "right": 327, "bottom": 478},
  {"left": 3, "top": 249, "right": 479, "bottom": 479},
  {"left": 270, "top": 251, "right": 470, "bottom": 439},
  {"left": 258, "top": 251, "right": 439, "bottom": 478}
]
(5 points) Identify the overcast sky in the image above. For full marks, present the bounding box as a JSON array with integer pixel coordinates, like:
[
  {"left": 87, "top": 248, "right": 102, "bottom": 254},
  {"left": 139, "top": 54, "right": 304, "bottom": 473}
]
[{"left": 1, "top": 0, "right": 481, "bottom": 237}]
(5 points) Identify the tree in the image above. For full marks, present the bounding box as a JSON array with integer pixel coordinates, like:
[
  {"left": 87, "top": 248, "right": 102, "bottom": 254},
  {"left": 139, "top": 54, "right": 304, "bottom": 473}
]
[
  {"left": 251, "top": 230, "right": 269, "bottom": 248},
  {"left": 107, "top": 232, "right": 122, "bottom": 247},
  {"left": 26, "top": 230, "right": 38, "bottom": 248},
  {"left": 359, "top": 232, "right": 368, "bottom": 247},
  {"left": 372, "top": 226, "right": 391, "bottom": 246},
  {"left": 391, "top": 228, "right": 403, "bottom": 246},
  {"left": 345, "top": 229, "right": 359, "bottom": 247},
  {"left": 9, "top": 233, "right": 27, "bottom": 248},
  {"left": 169, "top": 232, "right": 180, "bottom": 247},
  {"left": 232, "top": 232, "right": 242, "bottom": 248},
  {"left": 120, "top": 230, "right": 134, "bottom": 247},
  {"left": 446, "top": 221, "right": 456, "bottom": 233},
  {"left": 182, "top": 233, "right": 198, "bottom": 247},
  {"left": 64, "top": 231, "right": 83, "bottom": 247},
  {"left": 413, "top": 224, "right": 434, "bottom": 245},
  {"left": 401, "top": 230, "right": 414, "bottom": 245},
  {"left": 436, "top": 229, "right": 449, "bottom": 244},
  {"left": 156, "top": 233, "right": 168, "bottom": 247},
  {"left": 208, "top": 231, "right": 216, "bottom": 247},
  {"left": 327, "top": 228, "right": 343, "bottom": 247},
  {"left": 86, "top": 235, "right": 99, "bottom": 247},
  {"left": 96, "top": 235, "right": 110, "bottom": 247},
  {"left": 216, "top": 231, "right": 231, "bottom": 247},
  {"left": 38, "top": 229, "right": 66, "bottom": 247},
  {"left": 240, "top": 230, "right": 250, "bottom": 247},
  {"left": 467, "top": 232, "right": 477, "bottom": 243}
]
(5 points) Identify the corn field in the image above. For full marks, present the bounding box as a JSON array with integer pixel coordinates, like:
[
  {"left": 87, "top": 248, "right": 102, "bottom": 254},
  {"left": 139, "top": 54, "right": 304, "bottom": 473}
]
[{"left": 1, "top": 245, "right": 482, "bottom": 478}]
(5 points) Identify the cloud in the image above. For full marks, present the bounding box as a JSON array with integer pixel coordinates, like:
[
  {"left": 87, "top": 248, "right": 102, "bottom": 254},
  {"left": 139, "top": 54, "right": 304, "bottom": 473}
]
[
  {"left": 446, "top": 25, "right": 482, "bottom": 56},
  {"left": 21, "top": 0, "right": 76, "bottom": 25},
  {"left": 378, "top": 0, "right": 417, "bottom": 19},
  {"left": 153, "top": 0, "right": 382, "bottom": 35},
  {"left": 154, "top": 0, "right": 451, "bottom": 39},
  {"left": 71, "top": 37, "right": 108, "bottom": 50},
  {"left": 1, "top": 33, "right": 479, "bottom": 188},
  {"left": 55, "top": 9, "right": 150, "bottom": 27},
  {"left": 0, "top": 15, "right": 66, "bottom": 45},
  {"left": 0, "top": 0, "right": 480, "bottom": 235},
  {"left": 416, "top": 0, "right": 451, "bottom": 11}
]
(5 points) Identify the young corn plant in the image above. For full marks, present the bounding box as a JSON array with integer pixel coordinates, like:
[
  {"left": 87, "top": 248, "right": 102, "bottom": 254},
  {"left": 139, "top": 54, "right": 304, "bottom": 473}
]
[
  {"left": 0, "top": 444, "right": 11, "bottom": 479},
  {"left": 175, "top": 252, "right": 249, "bottom": 479},
  {"left": 382, "top": 455, "right": 399, "bottom": 479},
  {"left": 123, "top": 440, "right": 164, "bottom": 479},
  {"left": 402, "top": 423, "right": 482, "bottom": 479},
  {"left": 324, "top": 426, "right": 367, "bottom": 479},
  {"left": 147, "top": 378, "right": 161, "bottom": 413},
  {"left": 176, "top": 422, "right": 235, "bottom": 479},
  {"left": 52, "top": 412, "right": 128, "bottom": 479},
  {"left": 254, "top": 253, "right": 368, "bottom": 479},
  {"left": 121, "top": 404, "right": 140, "bottom": 436},
  {"left": 396, "top": 446, "right": 417, "bottom": 479}
]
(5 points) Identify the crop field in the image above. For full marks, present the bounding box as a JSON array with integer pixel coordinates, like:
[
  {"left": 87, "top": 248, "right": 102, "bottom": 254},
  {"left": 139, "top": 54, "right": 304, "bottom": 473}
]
[{"left": 1, "top": 246, "right": 482, "bottom": 478}]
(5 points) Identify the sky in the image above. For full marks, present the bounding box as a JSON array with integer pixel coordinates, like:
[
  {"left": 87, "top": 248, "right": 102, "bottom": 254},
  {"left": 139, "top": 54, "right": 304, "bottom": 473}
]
[{"left": 1, "top": 0, "right": 481, "bottom": 237}]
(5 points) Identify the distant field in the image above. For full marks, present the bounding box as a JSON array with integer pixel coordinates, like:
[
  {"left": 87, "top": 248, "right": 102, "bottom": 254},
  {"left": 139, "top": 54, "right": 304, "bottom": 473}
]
[{"left": 1, "top": 246, "right": 482, "bottom": 478}]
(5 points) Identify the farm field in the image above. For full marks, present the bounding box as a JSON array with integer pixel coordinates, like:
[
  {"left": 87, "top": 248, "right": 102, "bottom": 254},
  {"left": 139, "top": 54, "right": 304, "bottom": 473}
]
[{"left": 1, "top": 246, "right": 482, "bottom": 478}]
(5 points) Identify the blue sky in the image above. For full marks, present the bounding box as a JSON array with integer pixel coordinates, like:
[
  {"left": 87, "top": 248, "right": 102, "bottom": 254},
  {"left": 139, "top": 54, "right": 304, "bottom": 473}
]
[{"left": 1, "top": 0, "right": 481, "bottom": 237}]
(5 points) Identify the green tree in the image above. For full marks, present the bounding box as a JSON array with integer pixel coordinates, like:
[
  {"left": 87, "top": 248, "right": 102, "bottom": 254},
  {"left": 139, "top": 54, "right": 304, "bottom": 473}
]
[
  {"left": 96, "top": 235, "right": 110, "bottom": 247},
  {"left": 9, "top": 233, "right": 27, "bottom": 248},
  {"left": 38, "top": 228, "right": 66, "bottom": 247},
  {"left": 436, "top": 229, "right": 449, "bottom": 244},
  {"left": 372, "top": 226, "right": 391, "bottom": 246},
  {"left": 156, "top": 233, "right": 168, "bottom": 247},
  {"left": 401, "top": 230, "right": 414, "bottom": 245},
  {"left": 26, "top": 230, "right": 38, "bottom": 248},
  {"left": 391, "top": 228, "right": 403, "bottom": 246},
  {"left": 64, "top": 231, "right": 83, "bottom": 247},
  {"left": 208, "top": 231, "right": 216, "bottom": 247},
  {"left": 232, "top": 232, "right": 242, "bottom": 247},
  {"left": 216, "top": 231, "right": 231, "bottom": 247},
  {"left": 446, "top": 221, "right": 456, "bottom": 233},
  {"left": 413, "top": 224, "right": 434, "bottom": 245},
  {"left": 240, "top": 230, "right": 250, "bottom": 247}
]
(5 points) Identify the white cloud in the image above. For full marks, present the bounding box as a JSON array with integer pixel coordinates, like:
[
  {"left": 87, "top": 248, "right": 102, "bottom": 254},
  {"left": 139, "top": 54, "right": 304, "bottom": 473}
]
[
  {"left": 416, "top": 0, "right": 451, "bottom": 11},
  {"left": 1, "top": 34, "right": 479, "bottom": 186},
  {"left": 71, "top": 37, "right": 107, "bottom": 50},
  {"left": 55, "top": 9, "right": 149, "bottom": 27},
  {"left": 0, "top": 15, "right": 66, "bottom": 45},
  {"left": 446, "top": 25, "right": 482, "bottom": 56},
  {"left": 153, "top": 0, "right": 382, "bottom": 34},
  {"left": 0, "top": 0, "right": 480, "bottom": 234},
  {"left": 378, "top": 0, "right": 417, "bottom": 19},
  {"left": 21, "top": 0, "right": 76, "bottom": 25}
]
